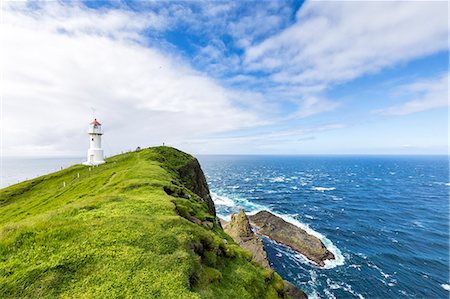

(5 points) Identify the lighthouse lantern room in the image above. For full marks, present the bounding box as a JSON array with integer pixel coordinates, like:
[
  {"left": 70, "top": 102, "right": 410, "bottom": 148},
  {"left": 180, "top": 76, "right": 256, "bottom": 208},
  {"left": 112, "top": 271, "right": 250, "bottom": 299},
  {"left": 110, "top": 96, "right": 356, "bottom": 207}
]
[{"left": 83, "top": 118, "right": 105, "bottom": 165}]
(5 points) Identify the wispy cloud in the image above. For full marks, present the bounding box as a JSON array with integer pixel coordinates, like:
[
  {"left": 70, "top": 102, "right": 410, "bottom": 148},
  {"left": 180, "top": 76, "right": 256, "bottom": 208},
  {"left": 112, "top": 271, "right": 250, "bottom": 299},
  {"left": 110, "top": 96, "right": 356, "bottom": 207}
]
[
  {"left": 2, "top": 1, "right": 448, "bottom": 155},
  {"left": 376, "top": 74, "right": 448, "bottom": 116},
  {"left": 244, "top": 1, "right": 448, "bottom": 87},
  {"left": 2, "top": 2, "right": 263, "bottom": 156}
]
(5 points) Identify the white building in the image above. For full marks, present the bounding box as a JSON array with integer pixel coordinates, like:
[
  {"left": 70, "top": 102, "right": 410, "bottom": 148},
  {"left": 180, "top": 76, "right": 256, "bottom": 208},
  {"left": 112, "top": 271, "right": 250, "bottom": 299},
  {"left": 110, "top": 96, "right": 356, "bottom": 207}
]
[{"left": 83, "top": 118, "right": 105, "bottom": 165}]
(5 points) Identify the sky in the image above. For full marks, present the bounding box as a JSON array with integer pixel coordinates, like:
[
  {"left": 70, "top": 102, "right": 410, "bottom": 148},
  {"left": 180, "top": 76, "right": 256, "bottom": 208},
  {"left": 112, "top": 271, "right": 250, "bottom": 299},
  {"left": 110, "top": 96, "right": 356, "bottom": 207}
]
[{"left": 2, "top": 0, "right": 449, "bottom": 156}]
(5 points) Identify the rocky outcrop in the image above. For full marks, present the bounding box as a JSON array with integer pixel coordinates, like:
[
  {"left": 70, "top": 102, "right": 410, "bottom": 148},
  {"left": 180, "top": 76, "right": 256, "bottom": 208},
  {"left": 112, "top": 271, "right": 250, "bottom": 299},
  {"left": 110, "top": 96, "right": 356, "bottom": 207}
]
[
  {"left": 223, "top": 210, "right": 308, "bottom": 298},
  {"left": 222, "top": 209, "right": 270, "bottom": 268},
  {"left": 284, "top": 281, "right": 308, "bottom": 299},
  {"left": 249, "top": 211, "right": 334, "bottom": 267}
]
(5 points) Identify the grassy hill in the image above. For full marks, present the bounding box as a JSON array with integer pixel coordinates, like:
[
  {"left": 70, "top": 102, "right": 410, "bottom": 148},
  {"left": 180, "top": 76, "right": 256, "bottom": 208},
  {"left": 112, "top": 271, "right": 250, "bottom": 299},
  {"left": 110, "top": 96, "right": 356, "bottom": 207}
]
[{"left": 0, "top": 147, "right": 289, "bottom": 298}]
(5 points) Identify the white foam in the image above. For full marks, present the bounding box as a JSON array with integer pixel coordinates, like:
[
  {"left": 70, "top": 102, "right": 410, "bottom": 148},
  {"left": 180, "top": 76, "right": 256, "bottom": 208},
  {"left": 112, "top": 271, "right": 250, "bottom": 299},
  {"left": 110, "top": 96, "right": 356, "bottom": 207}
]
[
  {"left": 267, "top": 211, "right": 345, "bottom": 269},
  {"left": 330, "top": 195, "right": 342, "bottom": 201},
  {"left": 323, "top": 288, "right": 337, "bottom": 299},
  {"left": 311, "top": 186, "right": 336, "bottom": 192},
  {"left": 220, "top": 214, "right": 232, "bottom": 222},
  {"left": 270, "top": 176, "right": 285, "bottom": 182},
  {"left": 341, "top": 282, "right": 364, "bottom": 299},
  {"left": 442, "top": 284, "right": 450, "bottom": 291},
  {"left": 413, "top": 220, "right": 424, "bottom": 228},
  {"left": 349, "top": 264, "right": 362, "bottom": 271},
  {"left": 213, "top": 190, "right": 345, "bottom": 269},
  {"left": 211, "top": 192, "right": 235, "bottom": 207}
]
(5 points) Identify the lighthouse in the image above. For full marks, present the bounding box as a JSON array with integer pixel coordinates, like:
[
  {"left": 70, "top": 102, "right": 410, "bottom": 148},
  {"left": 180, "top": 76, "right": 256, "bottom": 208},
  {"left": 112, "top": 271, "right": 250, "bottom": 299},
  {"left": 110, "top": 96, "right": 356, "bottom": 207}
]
[{"left": 83, "top": 118, "right": 105, "bottom": 165}]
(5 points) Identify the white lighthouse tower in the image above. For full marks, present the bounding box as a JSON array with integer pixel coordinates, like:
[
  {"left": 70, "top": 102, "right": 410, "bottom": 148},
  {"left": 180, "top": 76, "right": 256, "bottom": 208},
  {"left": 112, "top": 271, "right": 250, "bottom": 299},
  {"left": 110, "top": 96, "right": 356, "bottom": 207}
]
[{"left": 83, "top": 118, "right": 105, "bottom": 165}]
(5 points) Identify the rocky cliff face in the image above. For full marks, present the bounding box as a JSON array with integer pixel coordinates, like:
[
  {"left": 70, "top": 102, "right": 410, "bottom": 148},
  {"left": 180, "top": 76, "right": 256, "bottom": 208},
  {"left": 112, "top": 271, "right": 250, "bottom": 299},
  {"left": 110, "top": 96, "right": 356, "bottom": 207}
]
[
  {"left": 284, "top": 281, "right": 308, "bottom": 299},
  {"left": 178, "top": 158, "right": 216, "bottom": 217},
  {"left": 153, "top": 146, "right": 216, "bottom": 218},
  {"left": 222, "top": 209, "right": 270, "bottom": 268},
  {"left": 249, "top": 211, "right": 334, "bottom": 267},
  {"left": 223, "top": 210, "right": 308, "bottom": 299},
  {"left": 156, "top": 147, "right": 308, "bottom": 297}
]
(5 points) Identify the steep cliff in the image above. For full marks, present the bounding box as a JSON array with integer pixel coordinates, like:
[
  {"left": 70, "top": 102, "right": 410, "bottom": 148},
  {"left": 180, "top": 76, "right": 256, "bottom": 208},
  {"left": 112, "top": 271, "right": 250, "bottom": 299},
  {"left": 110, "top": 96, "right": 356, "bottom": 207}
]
[
  {"left": 153, "top": 146, "right": 216, "bottom": 218},
  {"left": 0, "top": 147, "right": 290, "bottom": 298},
  {"left": 223, "top": 210, "right": 308, "bottom": 299}
]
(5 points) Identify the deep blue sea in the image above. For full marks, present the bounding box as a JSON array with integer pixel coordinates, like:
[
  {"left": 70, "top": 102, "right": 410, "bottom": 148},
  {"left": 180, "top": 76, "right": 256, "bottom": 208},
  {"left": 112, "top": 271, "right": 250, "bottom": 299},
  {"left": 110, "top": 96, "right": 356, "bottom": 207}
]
[
  {"left": 2, "top": 155, "right": 449, "bottom": 298},
  {"left": 198, "top": 155, "right": 449, "bottom": 299}
]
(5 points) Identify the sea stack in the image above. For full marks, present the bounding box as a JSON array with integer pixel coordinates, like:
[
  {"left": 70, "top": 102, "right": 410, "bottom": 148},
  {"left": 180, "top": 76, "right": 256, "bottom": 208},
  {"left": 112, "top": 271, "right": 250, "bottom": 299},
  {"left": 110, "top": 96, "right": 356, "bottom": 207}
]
[
  {"left": 223, "top": 210, "right": 308, "bottom": 299},
  {"left": 249, "top": 210, "right": 335, "bottom": 267},
  {"left": 222, "top": 209, "right": 270, "bottom": 268}
]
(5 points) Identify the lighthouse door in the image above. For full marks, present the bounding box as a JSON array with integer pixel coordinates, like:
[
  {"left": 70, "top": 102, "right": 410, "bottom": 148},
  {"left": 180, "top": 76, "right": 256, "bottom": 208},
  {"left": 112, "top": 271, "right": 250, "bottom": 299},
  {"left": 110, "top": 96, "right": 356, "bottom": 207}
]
[{"left": 89, "top": 154, "right": 94, "bottom": 163}]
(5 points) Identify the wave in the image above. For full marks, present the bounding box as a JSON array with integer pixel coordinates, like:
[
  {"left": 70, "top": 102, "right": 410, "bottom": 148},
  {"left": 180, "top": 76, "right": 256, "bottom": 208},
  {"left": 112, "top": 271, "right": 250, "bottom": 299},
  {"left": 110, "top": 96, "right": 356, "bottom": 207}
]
[
  {"left": 213, "top": 191, "right": 345, "bottom": 269},
  {"left": 258, "top": 212, "right": 345, "bottom": 269},
  {"left": 441, "top": 284, "right": 450, "bottom": 291},
  {"left": 270, "top": 176, "right": 285, "bottom": 182},
  {"left": 325, "top": 278, "right": 365, "bottom": 299},
  {"left": 330, "top": 195, "right": 342, "bottom": 201},
  {"left": 311, "top": 186, "right": 336, "bottom": 192},
  {"left": 211, "top": 192, "right": 235, "bottom": 207},
  {"left": 227, "top": 185, "right": 240, "bottom": 189}
]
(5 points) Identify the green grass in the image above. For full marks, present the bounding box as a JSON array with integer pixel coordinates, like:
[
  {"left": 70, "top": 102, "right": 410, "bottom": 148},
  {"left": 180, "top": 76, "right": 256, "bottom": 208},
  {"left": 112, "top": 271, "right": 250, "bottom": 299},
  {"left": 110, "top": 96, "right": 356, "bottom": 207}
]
[{"left": 0, "top": 147, "right": 288, "bottom": 298}]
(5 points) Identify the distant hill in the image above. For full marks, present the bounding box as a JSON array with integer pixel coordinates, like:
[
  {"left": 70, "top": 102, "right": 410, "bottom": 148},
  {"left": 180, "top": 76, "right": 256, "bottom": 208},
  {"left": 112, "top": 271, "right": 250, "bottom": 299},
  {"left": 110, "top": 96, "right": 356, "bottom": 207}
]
[{"left": 0, "top": 146, "right": 291, "bottom": 298}]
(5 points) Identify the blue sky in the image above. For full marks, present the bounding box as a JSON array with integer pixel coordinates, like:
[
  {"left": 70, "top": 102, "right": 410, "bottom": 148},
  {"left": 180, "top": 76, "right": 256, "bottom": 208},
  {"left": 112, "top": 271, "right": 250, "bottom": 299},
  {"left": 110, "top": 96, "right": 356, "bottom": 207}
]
[{"left": 2, "top": 1, "right": 449, "bottom": 156}]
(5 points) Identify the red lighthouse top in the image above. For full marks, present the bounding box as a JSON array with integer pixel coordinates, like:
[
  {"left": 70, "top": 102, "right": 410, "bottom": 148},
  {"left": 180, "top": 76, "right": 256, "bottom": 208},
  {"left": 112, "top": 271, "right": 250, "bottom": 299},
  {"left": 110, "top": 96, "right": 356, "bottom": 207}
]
[{"left": 90, "top": 118, "right": 101, "bottom": 125}]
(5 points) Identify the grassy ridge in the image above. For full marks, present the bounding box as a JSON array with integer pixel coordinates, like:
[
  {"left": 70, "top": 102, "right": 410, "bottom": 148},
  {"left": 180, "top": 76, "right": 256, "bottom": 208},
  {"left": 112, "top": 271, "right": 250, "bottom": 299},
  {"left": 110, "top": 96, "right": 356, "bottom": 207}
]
[{"left": 0, "top": 147, "right": 287, "bottom": 298}]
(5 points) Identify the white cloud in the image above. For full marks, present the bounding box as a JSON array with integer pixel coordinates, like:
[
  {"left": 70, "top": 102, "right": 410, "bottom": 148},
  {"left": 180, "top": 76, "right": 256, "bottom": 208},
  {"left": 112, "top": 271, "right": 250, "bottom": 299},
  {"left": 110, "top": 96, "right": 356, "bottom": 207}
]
[
  {"left": 376, "top": 74, "right": 449, "bottom": 116},
  {"left": 1, "top": 2, "right": 262, "bottom": 156},
  {"left": 185, "top": 123, "right": 346, "bottom": 154},
  {"left": 1, "top": 1, "right": 448, "bottom": 156},
  {"left": 290, "top": 96, "right": 340, "bottom": 118},
  {"left": 245, "top": 1, "right": 448, "bottom": 86}
]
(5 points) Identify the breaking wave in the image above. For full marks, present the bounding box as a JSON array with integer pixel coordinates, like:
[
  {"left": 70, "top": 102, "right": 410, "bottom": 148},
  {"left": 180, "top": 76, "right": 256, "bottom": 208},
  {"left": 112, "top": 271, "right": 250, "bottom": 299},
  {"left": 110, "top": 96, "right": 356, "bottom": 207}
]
[
  {"left": 213, "top": 190, "right": 345, "bottom": 269},
  {"left": 311, "top": 187, "right": 336, "bottom": 192},
  {"left": 211, "top": 192, "right": 235, "bottom": 207}
]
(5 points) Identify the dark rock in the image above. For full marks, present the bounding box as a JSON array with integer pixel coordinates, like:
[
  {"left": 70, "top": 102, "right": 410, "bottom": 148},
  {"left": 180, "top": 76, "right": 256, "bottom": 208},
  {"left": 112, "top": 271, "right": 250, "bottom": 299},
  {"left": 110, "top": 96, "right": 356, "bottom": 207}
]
[
  {"left": 223, "top": 210, "right": 308, "bottom": 297},
  {"left": 223, "top": 209, "right": 270, "bottom": 268},
  {"left": 178, "top": 158, "right": 216, "bottom": 218},
  {"left": 249, "top": 211, "right": 334, "bottom": 267},
  {"left": 284, "top": 281, "right": 308, "bottom": 299}
]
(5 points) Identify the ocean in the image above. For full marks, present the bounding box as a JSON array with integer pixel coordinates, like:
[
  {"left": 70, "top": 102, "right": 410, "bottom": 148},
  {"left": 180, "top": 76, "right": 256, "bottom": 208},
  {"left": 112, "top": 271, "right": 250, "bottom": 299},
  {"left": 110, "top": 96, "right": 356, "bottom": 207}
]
[
  {"left": 1, "top": 157, "right": 84, "bottom": 188},
  {"left": 2, "top": 155, "right": 449, "bottom": 298},
  {"left": 197, "top": 155, "right": 449, "bottom": 298}
]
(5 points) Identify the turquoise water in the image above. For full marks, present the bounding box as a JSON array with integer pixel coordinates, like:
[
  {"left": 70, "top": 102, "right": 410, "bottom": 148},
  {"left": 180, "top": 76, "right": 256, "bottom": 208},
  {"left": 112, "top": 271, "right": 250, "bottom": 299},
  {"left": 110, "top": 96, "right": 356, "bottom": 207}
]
[{"left": 198, "top": 155, "right": 449, "bottom": 298}]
